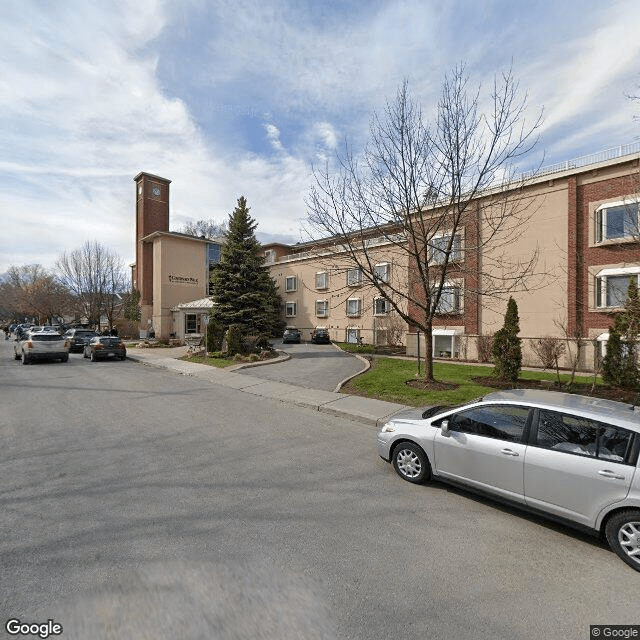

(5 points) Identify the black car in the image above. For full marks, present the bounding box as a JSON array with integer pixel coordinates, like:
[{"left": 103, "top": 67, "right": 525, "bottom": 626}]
[
  {"left": 83, "top": 336, "right": 127, "bottom": 361},
  {"left": 282, "top": 327, "right": 301, "bottom": 344},
  {"left": 65, "top": 328, "right": 99, "bottom": 353},
  {"left": 310, "top": 327, "right": 331, "bottom": 344}
]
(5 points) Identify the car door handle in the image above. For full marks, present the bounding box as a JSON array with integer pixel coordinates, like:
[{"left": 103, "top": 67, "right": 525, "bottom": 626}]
[
  {"left": 598, "top": 470, "right": 625, "bottom": 480},
  {"left": 500, "top": 448, "right": 520, "bottom": 457}
]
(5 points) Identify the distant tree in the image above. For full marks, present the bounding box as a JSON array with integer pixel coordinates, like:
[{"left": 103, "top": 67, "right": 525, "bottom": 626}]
[
  {"left": 210, "top": 197, "right": 284, "bottom": 342},
  {"left": 123, "top": 288, "right": 142, "bottom": 322},
  {"left": 492, "top": 297, "right": 522, "bottom": 382},
  {"left": 55, "top": 241, "right": 128, "bottom": 328},
  {"left": 179, "top": 219, "right": 227, "bottom": 239},
  {"left": 603, "top": 277, "right": 640, "bottom": 388},
  {"left": 1, "top": 264, "right": 70, "bottom": 323}
]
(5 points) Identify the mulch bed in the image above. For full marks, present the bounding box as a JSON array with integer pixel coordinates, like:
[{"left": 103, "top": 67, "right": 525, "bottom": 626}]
[{"left": 471, "top": 376, "right": 640, "bottom": 405}]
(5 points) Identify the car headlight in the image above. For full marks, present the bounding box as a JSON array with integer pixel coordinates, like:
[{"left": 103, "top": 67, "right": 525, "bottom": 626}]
[{"left": 380, "top": 423, "right": 396, "bottom": 433}]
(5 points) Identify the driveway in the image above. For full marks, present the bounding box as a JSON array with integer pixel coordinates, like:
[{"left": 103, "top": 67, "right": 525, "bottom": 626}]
[{"left": 242, "top": 340, "right": 367, "bottom": 391}]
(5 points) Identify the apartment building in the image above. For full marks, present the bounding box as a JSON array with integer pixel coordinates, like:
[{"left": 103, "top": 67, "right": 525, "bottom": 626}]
[{"left": 264, "top": 145, "right": 640, "bottom": 370}]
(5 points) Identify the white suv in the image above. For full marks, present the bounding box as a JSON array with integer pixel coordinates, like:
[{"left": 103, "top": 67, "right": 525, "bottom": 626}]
[
  {"left": 377, "top": 389, "right": 640, "bottom": 571},
  {"left": 14, "top": 329, "right": 70, "bottom": 364}
]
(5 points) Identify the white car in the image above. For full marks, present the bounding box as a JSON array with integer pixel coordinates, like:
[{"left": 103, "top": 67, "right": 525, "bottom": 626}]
[
  {"left": 13, "top": 330, "right": 70, "bottom": 364},
  {"left": 377, "top": 389, "right": 640, "bottom": 571}
]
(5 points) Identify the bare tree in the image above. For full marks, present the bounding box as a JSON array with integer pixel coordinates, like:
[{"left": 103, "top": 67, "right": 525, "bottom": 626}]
[
  {"left": 1, "top": 264, "right": 70, "bottom": 323},
  {"left": 179, "top": 218, "right": 227, "bottom": 239},
  {"left": 307, "top": 66, "right": 543, "bottom": 380},
  {"left": 55, "top": 241, "right": 127, "bottom": 328}
]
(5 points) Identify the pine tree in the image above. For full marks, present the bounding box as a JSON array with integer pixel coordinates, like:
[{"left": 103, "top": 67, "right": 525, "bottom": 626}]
[
  {"left": 492, "top": 297, "right": 522, "bottom": 382},
  {"left": 210, "top": 197, "right": 284, "bottom": 344}
]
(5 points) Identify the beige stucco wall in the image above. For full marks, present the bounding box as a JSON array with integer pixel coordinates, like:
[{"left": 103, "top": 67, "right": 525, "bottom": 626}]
[
  {"left": 151, "top": 236, "right": 208, "bottom": 338},
  {"left": 480, "top": 180, "right": 570, "bottom": 340}
]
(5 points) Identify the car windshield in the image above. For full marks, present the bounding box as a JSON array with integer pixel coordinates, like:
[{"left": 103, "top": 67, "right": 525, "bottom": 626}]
[{"left": 31, "top": 334, "right": 63, "bottom": 342}]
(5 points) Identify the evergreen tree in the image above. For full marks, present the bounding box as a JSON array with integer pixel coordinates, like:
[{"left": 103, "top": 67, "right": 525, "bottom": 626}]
[
  {"left": 210, "top": 197, "right": 284, "bottom": 342},
  {"left": 492, "top": 297, "right": 522, "bottom": 382},
  {"left": 603, "top": 277, "right": 640, "bottom": 388}
]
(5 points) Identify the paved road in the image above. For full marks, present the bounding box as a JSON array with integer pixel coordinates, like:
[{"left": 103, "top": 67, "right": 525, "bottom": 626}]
[
  {"left": 242, "top": 340, "right": 367, "bottom": 391},
  {"left": 1, "top": 339, "right": 638, "bottom": 640}
]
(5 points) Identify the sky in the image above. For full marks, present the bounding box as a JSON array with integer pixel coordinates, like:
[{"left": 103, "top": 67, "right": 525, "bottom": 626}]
[{"left": 1, "top": 0, "right": 640, "bottom": 276}]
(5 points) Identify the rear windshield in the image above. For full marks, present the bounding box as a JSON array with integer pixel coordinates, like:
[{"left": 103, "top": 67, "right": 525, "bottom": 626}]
[
  {"left": 100, "top": 338, "right": 123, "bottom": 346},
  {"left": 31, "top": 334, "right": 63, "bottom": 342}
]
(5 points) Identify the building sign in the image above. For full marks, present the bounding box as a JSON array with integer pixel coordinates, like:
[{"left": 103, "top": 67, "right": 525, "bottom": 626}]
[{"left": 168, "top": 274, "right": 199, "bottom": 285}]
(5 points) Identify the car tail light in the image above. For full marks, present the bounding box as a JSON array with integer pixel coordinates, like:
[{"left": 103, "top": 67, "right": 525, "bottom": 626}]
[
  {"left": 25, "top": 341, "right": 33, "bottom": 350},
  {"left": 118, "top": 342, "right": 126, "bottom": 349},
  {"left": 94, "top": 344, "right": 104, "bottom": 350},
  {"left": 64, "top": 340, "right": 71, "bottom": 348}
]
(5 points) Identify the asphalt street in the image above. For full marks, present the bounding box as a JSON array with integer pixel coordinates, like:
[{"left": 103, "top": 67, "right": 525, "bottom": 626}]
[{"left": 1, "top": 338, "right": 638, "bottom": 640}]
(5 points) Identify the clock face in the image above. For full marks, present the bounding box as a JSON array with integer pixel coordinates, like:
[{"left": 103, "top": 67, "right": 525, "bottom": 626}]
[{"left": 152, "top": 186, "right": 161, "bottom": 197}]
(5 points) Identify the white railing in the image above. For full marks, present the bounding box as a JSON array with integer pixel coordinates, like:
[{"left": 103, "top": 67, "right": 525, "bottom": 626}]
[{"left": 521, "top": 141, "right": 640, "bottom": 179}]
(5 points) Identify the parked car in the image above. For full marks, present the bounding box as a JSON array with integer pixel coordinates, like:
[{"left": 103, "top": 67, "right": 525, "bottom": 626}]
[
  {"left": 83, "top": 335, "right": 127, "bottom": 361},
  {"left": 13, "top": 329, "right": 70, "bottom": 364},
  {"left": 282, "top": 327, "right": 301, "bottom": 344},
  {"left": 377, "top": 389, "right": 640, "bottom": 571},
  {"left": 310, "top": 327, "right": 331, "bottom": 344},
  {"left": 65, "top": 328, "right": 99, "bottom": 353}
]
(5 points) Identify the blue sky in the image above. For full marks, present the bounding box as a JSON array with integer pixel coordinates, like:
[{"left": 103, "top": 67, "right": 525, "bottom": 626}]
[{"left": 1, "top": 0, "right": 639, "bottom": 274}]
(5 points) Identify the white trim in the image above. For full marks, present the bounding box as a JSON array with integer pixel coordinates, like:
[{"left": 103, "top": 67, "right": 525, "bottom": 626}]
[
  {"left": 595, "top": 266, "right": 640, "bottom": 277},
  {"left": 596, "top": 199, "right": 638, "bottom": 211},
  {"left": 432, "top": 328, "right": 463, "bottom": 336}
]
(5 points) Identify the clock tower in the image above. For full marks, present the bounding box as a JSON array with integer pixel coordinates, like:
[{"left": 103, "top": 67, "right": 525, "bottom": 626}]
[{"left": 133, "top": 172, "right": 171, "bottom": 326}]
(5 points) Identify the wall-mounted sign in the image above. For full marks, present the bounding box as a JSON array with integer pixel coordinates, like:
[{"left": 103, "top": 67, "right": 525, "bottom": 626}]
[{"left": 169, "top": 274, "right": 199, "bottom": 285}]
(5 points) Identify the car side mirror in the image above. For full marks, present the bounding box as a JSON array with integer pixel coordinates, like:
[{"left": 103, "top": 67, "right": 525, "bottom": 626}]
[{"left": 440, "top": 419, "right": 451, "bottom": 437}]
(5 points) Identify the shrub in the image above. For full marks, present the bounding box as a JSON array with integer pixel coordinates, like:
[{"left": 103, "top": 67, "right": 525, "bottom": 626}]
[
  {"left": 530, "top": 336, "right": 566, "bottom": 369},
  {"left": 225, "top": 325, "right": 244, "bottom": 356},
  {"left": 492, "top": 298, "right": 522, "bottom": 382},
  {"left": 477, "top": 334, "right": 494, "bottom": 363}
]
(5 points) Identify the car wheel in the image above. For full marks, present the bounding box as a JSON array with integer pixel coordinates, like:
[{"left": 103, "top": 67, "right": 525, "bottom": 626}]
[
  {"left": 392, "top": 442, "right": 431, "bottom": 484},
  {"left": 61, "top": 354, "right": 69, "bottom": 362},
  {"left": 90, "top": 351, "right": 97, "bottom": 362},
  {"left": 14, "top": 352, "right": 21, "bottom": 360},
  {"left": 21, "top": 351, "right": 30, "bottom": 365},
  {"left": 605, "top": 510, "right": 640, "bottom": 572}
]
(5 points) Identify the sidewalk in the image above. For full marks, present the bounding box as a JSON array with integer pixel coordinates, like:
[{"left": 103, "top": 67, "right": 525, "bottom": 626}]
[{"left": 126, "top": 346, "right": 409, "bottom": 427}]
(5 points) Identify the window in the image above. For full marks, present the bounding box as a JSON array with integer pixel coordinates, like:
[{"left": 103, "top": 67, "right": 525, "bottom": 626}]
[
  {"left": 435, "top": 285, "right": 461, "bottom": 314},
  {"left": 285, "top": 302, "right": 297, "bottom": 317},
  {"left": 347, "top": 268, "right": 362, "bottom": 286},
  {"left": 535, "top": 409, "right": 635, "bottom": 464},
  {"left": 596, "top": 201, "right": 639, "bottom": 243},
  {"left": 595, "top": 269, "right": 640, "bottom": 308},
  {"left": 284, "top": 276, "right": 297, "bottom": 292},
  {"left": 429, "top": 234, "right": 462, "bottom": 265},
  {"left": 207, "top": 243, "right": 221, "bottom": 265},
  {"left": 346, "top": 298, "right": 361, "bottom": 317},
  {"left": 374, "top": 263, "right": 389, "bottom": 283},
  {"left": 264, "top": 249, "right": 276, "bottom": 264},
  {"left": 374, "top": 297, "right": 390, "bottom": 315},
  {"left": 185, "top": 313, "right": 198, "bottom": 334},
  {"left": 446, "top": 405, "right": 530, "bottom": 443},
  {"left": 316, "top": 300, "right": 329, "bottom": 317},
  {"left": 315, "top": 271, "right": 328, "bottom": 289}
]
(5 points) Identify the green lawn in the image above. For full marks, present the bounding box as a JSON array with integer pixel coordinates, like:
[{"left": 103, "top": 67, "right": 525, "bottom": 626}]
[
  {"left": 341, "top": 357, "right": 601, "bottom": 407},
  {"left": 179, "top": 354, "right": 236, "bottom": 368}
]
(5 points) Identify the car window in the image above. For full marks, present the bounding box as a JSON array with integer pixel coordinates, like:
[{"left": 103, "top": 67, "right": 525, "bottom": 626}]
[
  {"left": 31, "top": 334, "right": 63, "bottom": 342},
  {"left": 535, "top": 409, "right": 635, "bottom": 464},
  {"left": 447, "top": 405, "right": 530, "bottom": 442}
]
